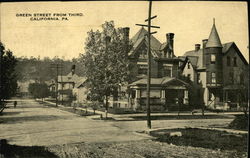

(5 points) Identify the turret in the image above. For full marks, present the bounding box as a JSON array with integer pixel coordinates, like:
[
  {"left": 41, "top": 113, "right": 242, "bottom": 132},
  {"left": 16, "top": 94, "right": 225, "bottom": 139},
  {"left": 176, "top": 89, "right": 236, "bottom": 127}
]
[{"left": 205, "top": 19, "right": 223, "bottom": 87}]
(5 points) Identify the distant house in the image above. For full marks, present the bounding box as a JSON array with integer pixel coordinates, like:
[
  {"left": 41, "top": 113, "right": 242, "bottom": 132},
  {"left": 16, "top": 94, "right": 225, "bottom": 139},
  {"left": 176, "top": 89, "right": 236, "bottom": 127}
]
[
  {"left": 180, "top": 21, "right": 248, "bottom": 110},
  {"left": 72, "top": 77, "right": 88, "bottom": 104},
  {"left": 45, "top": 79, "right": 56, "bottom": 98},
  {"left": 57, "top": 65, "right": 86, "bottom": 102}
]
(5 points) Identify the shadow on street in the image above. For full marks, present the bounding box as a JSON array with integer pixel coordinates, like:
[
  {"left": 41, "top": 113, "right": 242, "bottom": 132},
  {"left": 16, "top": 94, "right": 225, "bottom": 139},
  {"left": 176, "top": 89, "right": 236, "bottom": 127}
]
[
  {"left": 0, "top": 115, "right": 70, "bottom": 124},
  {"left": 0, "top": 139, "right": 58, "bottom": 158}
]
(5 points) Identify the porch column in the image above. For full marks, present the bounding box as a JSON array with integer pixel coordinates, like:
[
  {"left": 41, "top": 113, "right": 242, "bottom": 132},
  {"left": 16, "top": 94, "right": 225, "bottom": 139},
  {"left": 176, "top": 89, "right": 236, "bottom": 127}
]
[
  {"left": 161, "top": 90, "right": 166, "bottom": 110},
  {"left": 161, "top": 90, "right": 165, "bottom": 98},
  {"left": 135, "top": 89, "right": 140, "bottom": 98},
  {"left": 184, "top": 90, "right": 189, "bottom": 104}
]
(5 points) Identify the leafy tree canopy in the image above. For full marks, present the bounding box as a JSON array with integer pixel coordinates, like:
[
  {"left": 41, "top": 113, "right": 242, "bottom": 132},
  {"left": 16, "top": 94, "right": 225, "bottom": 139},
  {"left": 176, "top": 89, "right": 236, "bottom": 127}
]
[
  {"left": 0, "top": 42, "right": 18, "bottom": 101},
  {"left": 28, "top": 82, "right": 50, "bottom": 99},
  {"left": 80, "top": 21, "right": 131, "bottom": 101}
]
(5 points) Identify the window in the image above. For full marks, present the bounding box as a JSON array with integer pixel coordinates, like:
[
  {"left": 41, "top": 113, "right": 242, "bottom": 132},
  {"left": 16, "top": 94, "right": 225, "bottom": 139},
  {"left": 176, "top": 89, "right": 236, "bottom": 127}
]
[
  {"left": 162, "top": 65, "right": 172, "bottom": 77},
  {"left": 211, "top": 54, "right": 216, "bottom": 63},
  {"left": 138, "top": 65, "right": 148, "bottom": 75},
  {"left": 187, "top": 74, "right": 191, "bottom": 80},
  {"left": 138, "top": 48, "right": 148, "bottom": 59},
  {"left": 197, "top": 73, "right": 200, "bottom": 84},
  {"left": 227, "top": 56, "right": 231, "bottom": 66},
  {"left": 211, "top": 72, "right": 216, "bottom": 83},
  {"left": 233, "top": 57, "right": 237, "bottom": 67},
  {"left": 187, "top": 62, "right": 191, "bottom": 69}
]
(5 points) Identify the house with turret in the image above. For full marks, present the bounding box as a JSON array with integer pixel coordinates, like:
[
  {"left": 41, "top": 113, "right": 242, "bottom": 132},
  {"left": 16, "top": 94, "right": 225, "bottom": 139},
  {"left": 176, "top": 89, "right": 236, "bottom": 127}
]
[{"left": 180, "top": 20, "right": 248, "bottom": 110}]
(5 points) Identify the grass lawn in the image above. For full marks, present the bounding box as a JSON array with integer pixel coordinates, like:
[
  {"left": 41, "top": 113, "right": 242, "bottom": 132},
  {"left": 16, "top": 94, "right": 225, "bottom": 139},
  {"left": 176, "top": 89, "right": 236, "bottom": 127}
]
[
  {"left": 149, "top": 128, "right": 248, "bottom": 154},
  {"left": 1, "top": 139, "right": 246, "bottom": 158}
]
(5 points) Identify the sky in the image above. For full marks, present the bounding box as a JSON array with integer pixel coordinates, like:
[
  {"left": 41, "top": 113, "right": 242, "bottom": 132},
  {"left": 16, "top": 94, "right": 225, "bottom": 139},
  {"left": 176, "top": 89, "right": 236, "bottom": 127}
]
[{"left": 1, "top": 1, "right": 249, "bottom": 61}]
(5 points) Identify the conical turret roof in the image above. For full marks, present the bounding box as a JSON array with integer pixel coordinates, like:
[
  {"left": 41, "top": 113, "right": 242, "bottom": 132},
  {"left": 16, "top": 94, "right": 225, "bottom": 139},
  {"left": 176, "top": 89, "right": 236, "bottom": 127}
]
[{"left": 206, "top": 21, "right": 222, "bottom": 48}]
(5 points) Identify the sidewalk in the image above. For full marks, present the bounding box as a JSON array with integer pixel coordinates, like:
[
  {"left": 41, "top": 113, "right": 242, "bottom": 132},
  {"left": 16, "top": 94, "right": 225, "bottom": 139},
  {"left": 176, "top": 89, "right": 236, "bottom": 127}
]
[
  {"left": 40, "top": 99, "right": 245, "bottom": 121},
  {"left": 41, "top": 100, "right": 116, "bottom": 119}
]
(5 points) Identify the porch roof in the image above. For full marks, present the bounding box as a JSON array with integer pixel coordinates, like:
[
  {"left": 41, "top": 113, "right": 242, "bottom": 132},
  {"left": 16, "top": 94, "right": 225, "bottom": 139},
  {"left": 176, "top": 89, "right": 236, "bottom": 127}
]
[{"left": 129, "top": 77, "right": 189, "bottom": 88}]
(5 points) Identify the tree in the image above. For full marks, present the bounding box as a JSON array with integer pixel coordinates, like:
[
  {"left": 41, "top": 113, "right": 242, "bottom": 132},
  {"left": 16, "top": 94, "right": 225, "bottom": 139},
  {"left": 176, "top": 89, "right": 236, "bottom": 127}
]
[
  {"left": 80, "top": 21, "right": 131, "bottom": 118},
  {"left": 28, "top": 82, "right": 50, "bottom": 101},
  {"left": 0, "top": 42, "right": 18, "bottom": 105}
]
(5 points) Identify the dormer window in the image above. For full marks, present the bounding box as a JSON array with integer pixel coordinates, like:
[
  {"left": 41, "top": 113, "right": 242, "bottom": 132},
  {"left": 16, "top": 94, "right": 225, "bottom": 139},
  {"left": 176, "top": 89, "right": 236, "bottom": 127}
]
[{"left": 211, "top": 54, "right": 216, "bottom": 64}]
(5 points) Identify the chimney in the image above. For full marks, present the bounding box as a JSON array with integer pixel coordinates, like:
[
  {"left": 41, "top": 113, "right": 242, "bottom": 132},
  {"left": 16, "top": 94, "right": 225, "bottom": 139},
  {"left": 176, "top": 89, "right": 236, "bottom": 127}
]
[
  {"left": 166, "top": 33, "right": 174, "bottom": 57},
  {"left": 71, "top": 65, "right": 75, "bottom": 75},
  {"left": 202, "top": 39, "right": 208, "bottom": 49},
  {"left": 195, "top": 44, "right": 201, "bottom": 51},
  {"left": 122, "top": 27, "right": 130, "bottom": 55}
]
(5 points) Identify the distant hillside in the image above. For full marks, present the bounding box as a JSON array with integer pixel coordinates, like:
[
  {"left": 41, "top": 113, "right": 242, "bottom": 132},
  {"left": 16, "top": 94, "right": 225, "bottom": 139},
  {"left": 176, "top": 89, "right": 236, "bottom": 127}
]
[{"left": 15, "top": 57, "right": 85, "bottom": 82}]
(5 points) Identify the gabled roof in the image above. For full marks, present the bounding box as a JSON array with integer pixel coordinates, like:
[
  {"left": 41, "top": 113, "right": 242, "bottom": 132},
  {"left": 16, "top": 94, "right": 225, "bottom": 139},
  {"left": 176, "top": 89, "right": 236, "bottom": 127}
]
[
  {"left": 206, "top": 23, "right": 223, "bottom": 48},
  {"left": 130, "top": 27, "right": 162, "bottom": 50},
  {"left": 182, "top": 42, "right": 248, "bottom": 70},
  {"left": 187, "top": 56, "right": 199, "bottom": 68},
  {"left": 128, "top": 36, "right": 161, "bottom": 58},
  {"left": 222, "top": 42, "right": 234, "bottom": 54},
  {"left": 183, "top": 49, "right": 203, "bottom": 69},
  {"left": 75, "top": 77, "right": 87, "bottom": 88},
  {"left": 223, "top": 42, "right": 248, "bottom": 65}
]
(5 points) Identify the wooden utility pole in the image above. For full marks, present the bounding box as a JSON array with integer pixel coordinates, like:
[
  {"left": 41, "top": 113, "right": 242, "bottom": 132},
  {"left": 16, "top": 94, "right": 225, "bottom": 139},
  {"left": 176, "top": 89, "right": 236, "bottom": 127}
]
[
  {"left": 136, "top": 1, "right": 160, "bottom": 129},
  {"left": 50, "top": 63, "right": 63, "bottom": 107},
  {"left": 60, "top": 61, "right": 63, "bottom": 105}
]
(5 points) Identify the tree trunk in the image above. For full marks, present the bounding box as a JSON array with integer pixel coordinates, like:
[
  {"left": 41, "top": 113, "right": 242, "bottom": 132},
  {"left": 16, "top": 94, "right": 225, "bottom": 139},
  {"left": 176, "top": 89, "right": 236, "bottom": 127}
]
[{"left": 105, "top": 95, "right": 108, "bottom": 119}]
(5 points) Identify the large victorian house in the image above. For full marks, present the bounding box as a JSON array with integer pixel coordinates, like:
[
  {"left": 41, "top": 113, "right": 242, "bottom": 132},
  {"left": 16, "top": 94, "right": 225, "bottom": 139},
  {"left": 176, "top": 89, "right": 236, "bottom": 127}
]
[
  {"left": 181, "top": 21, "right": 248, "bottom": 110},
  {"left": 124, "top": 27, "right": 190, "bottom": 111}
]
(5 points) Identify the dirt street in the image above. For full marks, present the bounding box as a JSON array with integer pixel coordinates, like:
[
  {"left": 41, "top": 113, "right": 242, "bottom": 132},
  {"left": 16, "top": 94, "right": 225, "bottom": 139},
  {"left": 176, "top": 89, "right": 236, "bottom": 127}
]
[{"left": 0, "top": 99, "right": 234, "bottom": 147}]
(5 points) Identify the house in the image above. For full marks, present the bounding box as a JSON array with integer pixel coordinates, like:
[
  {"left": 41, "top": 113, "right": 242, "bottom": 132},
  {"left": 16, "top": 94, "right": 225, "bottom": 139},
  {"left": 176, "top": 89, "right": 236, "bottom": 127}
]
[
  {"left": 180, "top": 20, "right": 248, "bottom": 110},
  {"left": 44, "top": 79, "right": 56, "bottom": 98},
  {"left": 120, "top": 27, "right": 190, "bottom": 111},
  {"left": 72, "top": 77, "right": 88, "bottom": 104},
  {"left": 57, "top": 65, "right": 85, "bottom": 102}
]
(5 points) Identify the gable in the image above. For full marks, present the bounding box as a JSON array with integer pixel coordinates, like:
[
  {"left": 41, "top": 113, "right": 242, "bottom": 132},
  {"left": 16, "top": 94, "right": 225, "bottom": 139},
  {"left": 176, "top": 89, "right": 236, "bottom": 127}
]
[
  {"left": 162, "top": 78, "right": 189, "bottom": 89},
  {"left": 182, "top": 58, "right": 195, "bottom": 72},
  {"left": 223, "top": 43, "right": 248, "bottom": 65},
  {"left": 129, "top": 39, "right": 160, "bottom": 59}
]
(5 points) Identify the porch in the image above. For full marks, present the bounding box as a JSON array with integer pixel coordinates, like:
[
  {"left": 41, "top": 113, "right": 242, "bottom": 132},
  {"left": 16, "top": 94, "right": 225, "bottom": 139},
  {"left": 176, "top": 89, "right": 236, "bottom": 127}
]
[{"left": 128, "top": 77, "right": 190, "bottom": 112}]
